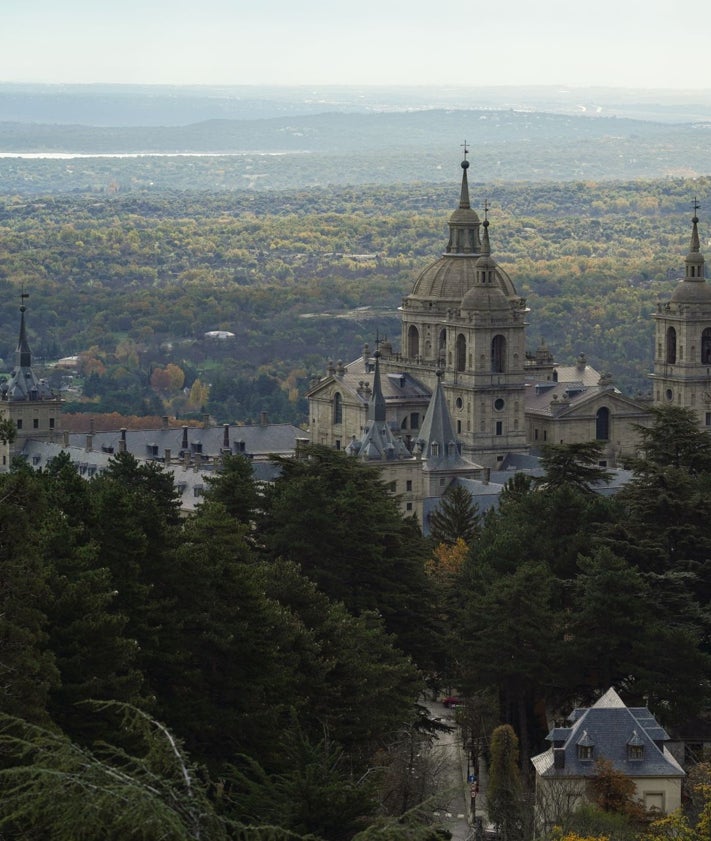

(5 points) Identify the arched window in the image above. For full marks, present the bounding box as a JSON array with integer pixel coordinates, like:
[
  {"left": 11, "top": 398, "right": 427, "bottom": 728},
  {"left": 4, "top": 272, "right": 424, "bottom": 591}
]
[
  {"left": 438, "top": 328, "right": 447, "bottom": 364},
  {"left": 333, "top": 392, "right": 342, "bottom": 424},
  {"left": 596, "top": 407, "right": 610, "bottom": 441},
  {"left": 702, "top": 328, "right": 711, "bottom": 364},
  {"left": 666, "top": 326, "right": 677, "bottom": 364},
  {"left": 408, "top": 325, "right": 420, "bottom": 359},
  {"left": 456, "top": 333, "right": 466, "bottom": 372},
  {"left": 491, "top": 335, "right": 506, "bottom": 373}
]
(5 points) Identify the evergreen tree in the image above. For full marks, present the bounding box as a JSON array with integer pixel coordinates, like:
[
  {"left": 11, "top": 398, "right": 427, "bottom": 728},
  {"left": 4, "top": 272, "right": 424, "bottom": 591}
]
[
  {"left": 487, "top": 724, "right": 527, "bottom": 841},
  {"left": 260, "top": 446, "right": 438, "bottom": 668},
  {"left": 203, "top": 452, "right": 260, "bottom": 524},
  {"left": 40, "top": 453, "right": 145, "bottom": 739},
  {"left": 538, "top": 440, "right": 612, "bottom": 493},
  {"left": 0, "top": 471, "right": 58, "bottom": 724},
  {"left": 427, "top": 484, "right": 480, "bottom": 546}
]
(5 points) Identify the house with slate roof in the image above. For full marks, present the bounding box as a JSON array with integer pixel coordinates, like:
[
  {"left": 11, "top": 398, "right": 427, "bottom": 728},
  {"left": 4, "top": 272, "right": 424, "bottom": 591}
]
[{"left": 531, "top": 688, "right": 685, "bottom": 829}]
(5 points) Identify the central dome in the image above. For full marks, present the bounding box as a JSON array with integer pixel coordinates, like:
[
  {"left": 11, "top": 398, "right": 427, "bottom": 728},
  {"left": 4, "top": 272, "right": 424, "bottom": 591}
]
[{"left": 410, "top": 255, "right": 479, "bottom": 301}]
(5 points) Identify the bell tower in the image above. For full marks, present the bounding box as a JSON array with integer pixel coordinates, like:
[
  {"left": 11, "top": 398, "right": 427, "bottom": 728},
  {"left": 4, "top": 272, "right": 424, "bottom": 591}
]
[
  {"left": 651, "top": 205, "right": 711, "bottom": 429},
  {"left": 384, "top": 148, "right": 528, "bottom": 466}
]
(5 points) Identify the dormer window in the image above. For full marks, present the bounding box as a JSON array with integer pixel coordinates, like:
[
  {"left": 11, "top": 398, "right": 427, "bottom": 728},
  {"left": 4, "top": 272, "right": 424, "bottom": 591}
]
[
  {"left": 577, "top": 730, "right": 595, "bottom": 761},
  {"left": 627, "top": 731, "right": 644, "bottom": 761}
]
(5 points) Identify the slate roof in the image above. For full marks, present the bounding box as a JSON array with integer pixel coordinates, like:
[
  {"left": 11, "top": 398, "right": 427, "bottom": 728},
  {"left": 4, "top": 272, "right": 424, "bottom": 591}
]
[
  {"left": 20, "top": 420, "right": 302, "bottom": 512},
  {"left": 0, "top": 303, "right": 56, "bottom": 402},
  {"left": 532, "top": 687, "right": 684, "bottom": 780},
  {"left": 307, "top": 354, "right": 431, "bottom": 407},
  {"left": 66, "top": 422, "right": 304, "bottom": 460},
  {"left": 525, "top": 383, "right": 621, "bottom": 418},
  {"left": 415, "top": 374, "right": 478, "bottom": 472}
]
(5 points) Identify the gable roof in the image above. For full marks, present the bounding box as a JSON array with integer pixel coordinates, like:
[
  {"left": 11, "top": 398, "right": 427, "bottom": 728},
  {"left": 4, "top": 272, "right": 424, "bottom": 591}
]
[{"left": 532, "top": 687, "right": 684, "bottom": 780}]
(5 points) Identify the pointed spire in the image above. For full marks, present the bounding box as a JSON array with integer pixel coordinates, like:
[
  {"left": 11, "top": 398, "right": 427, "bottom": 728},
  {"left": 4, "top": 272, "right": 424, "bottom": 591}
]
[
  {"left": 459, "top": 140, "right": 471, "bottom": 209},
  {"left": 16, "top": 293, "right": 32, "bottom": 370},
  {"left": 684, "top": 199, "right": 705, "bottom": 283},
  {"left": 446, "top": 144, "right": 481, "bottom": 255},
  {"left": 481, "top": 201, "right": 491, "bottom": 256},
  {"left": 691, "top": 197, "right": 701, "bottom": 253},
  {"left": 369, "top": 343, "right": 386, "bottom": 423},
  {"left": 354, "top": 340, "right": 410, "bottom": 461},
  {"left": 417, "top": 371, "right": 465, "bottom": 467},
  {"left": 0, "top": 291, "right": 55, "bottom": 402}
]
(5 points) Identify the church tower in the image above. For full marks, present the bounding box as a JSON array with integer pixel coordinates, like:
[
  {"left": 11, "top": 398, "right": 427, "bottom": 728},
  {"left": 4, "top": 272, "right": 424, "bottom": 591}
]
[
  {"left": 651, "top": 207, "right": 711, "bottom": 428},
  {"left": 0, "top": 295, "right": 61, "bottom": 469},
  {"left": 381, "top": 149, "right": 528, "bottom": 466}
]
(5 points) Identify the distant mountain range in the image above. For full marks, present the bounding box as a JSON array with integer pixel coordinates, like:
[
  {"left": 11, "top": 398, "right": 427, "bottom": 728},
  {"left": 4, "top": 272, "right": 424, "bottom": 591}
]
[
  {"left": 1, "top": 85, "right": 710, "bottom": 191},
  {"left": 2, "top": 83, "right": 711, "bottom": 126}
]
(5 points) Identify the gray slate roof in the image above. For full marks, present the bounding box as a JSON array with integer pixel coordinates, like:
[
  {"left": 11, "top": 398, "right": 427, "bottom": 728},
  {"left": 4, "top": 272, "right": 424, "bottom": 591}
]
[{"left": 532, "top": 688, "right": 684, "bottom": 780}]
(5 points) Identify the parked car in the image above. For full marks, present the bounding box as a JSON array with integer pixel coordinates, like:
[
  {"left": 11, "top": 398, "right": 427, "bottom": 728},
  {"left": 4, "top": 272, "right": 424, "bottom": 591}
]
[{"left": 442, "top": 696, "right": 462, "bottom": 708}]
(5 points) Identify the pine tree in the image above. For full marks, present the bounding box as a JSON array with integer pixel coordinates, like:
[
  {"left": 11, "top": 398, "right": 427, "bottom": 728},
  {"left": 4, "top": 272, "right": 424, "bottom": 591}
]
[{"left": 427, "top": 484, "right": 480, "bottom": 546}]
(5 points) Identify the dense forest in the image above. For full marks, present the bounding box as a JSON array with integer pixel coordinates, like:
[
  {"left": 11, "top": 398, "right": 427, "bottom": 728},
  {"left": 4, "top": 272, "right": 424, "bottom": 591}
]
[
  {"left": 3, "top": 412, "right": 711, "bottom": 839},
  {"left": 0, "top": 175, "right": 709, "bottom": 423}
]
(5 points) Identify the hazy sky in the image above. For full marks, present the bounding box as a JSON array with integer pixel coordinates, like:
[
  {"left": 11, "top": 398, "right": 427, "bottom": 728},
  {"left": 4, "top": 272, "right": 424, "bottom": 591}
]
[{"left": 2, "top": 0, "right": 710, "bottom": 89}]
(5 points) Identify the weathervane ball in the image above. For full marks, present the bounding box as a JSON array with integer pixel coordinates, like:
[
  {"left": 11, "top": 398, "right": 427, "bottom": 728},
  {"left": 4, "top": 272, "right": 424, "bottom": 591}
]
[{"left": 461, "top": 159, "right": 470, "bottom": 170}]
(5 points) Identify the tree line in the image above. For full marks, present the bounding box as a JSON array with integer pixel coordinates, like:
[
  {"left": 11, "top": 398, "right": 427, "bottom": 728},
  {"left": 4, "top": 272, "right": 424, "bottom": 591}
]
[
  {"left": 0, "top": 176, "right": 710, "bottom": 422},
  {"left": 3, "top": 407, "right": 711, "bottom": 838}
]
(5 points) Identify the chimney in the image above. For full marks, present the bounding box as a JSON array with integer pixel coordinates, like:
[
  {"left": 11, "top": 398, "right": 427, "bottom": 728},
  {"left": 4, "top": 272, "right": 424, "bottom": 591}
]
[
  {"left": 164, "top": 447, "right": 171, "bottom": 464},
  {"left": 119, "top": 428, "right": 127, "bottom": 453},
  {"left": 202, "top": 413, "right": 210, "bottom": 429},
  {"left": 182, "top": 426, "right": 189, "bottom": 450},
  {"left": 89, "top": 417, "right": 95, "bottom": 435},
  {"left": 85, "top": 434, "right": 93, "bottom": 452},
  {"left": 483, "top": 467, "right": 490, "bottom": 485},
  {"left": 63, "top": 430, "right": 69, "bottom": 448},
  {"left": 260, "top": 411, "right": 268, "bottom": 428},
  {"left": 162, "top": 415, "right": 169, "bottom": 430},
  {"left": 223, "top": 423, "right": 230, "bottom": 449}
]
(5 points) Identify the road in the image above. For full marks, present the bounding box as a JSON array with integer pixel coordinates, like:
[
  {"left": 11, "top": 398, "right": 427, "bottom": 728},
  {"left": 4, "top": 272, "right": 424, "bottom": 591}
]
[{"left": 427, "top": 700, "right": 486, "bottom": 841}]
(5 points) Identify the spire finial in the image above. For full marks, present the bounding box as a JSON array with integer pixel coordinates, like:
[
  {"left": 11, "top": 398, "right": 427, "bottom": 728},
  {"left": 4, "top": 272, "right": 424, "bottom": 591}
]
[
  {"left": 458, "top": 141, "right": 471, "bottom": 209},
  {"left": 481, "top": 199, "right": 491, "bottom": 255},
  {"left": 691, "top": 198, "right": 701, "bottom": 253}
]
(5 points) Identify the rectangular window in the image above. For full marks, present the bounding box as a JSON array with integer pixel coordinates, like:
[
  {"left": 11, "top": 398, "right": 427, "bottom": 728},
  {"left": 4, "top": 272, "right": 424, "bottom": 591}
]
[
  {"left": 49, "top": 417, "right": 55, "bottom": 429},
  {"left": 406, "top": 480, "right": 412, "bottom": 492},
  {"left": 495, "top": 421, "right": 503, "bottom": 436},
  {"left": 16, "top": 419, "right": 22, "bottom": 430},
  {"left": 534, "top": 428, "right": 539, "bottom": 440},
  {"left": 543, "top": 430, "right": 548, "bottom": 441},
  {"left": 706, "top": 413, "right": 711, "bottom": 427},
  {"left": 406, "top": 502, "right": 413, "bottom": 511},
  {"left": 33, "top": 418, "right": 39, "bottom": 429}
]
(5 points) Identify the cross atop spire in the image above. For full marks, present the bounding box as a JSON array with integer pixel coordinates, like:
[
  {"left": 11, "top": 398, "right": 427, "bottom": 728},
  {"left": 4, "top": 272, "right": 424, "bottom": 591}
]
[
  {"left": 690, "top": 199, "right": 701, "bottom": 254},
  {"left": 461, "top": 139, "right": 469, "bottom": 160}
]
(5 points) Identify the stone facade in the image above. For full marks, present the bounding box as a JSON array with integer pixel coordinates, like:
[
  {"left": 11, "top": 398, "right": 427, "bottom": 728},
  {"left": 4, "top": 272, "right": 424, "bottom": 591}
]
[{"left": 651, "top": 210, "right": 711, "bottom": 429}]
